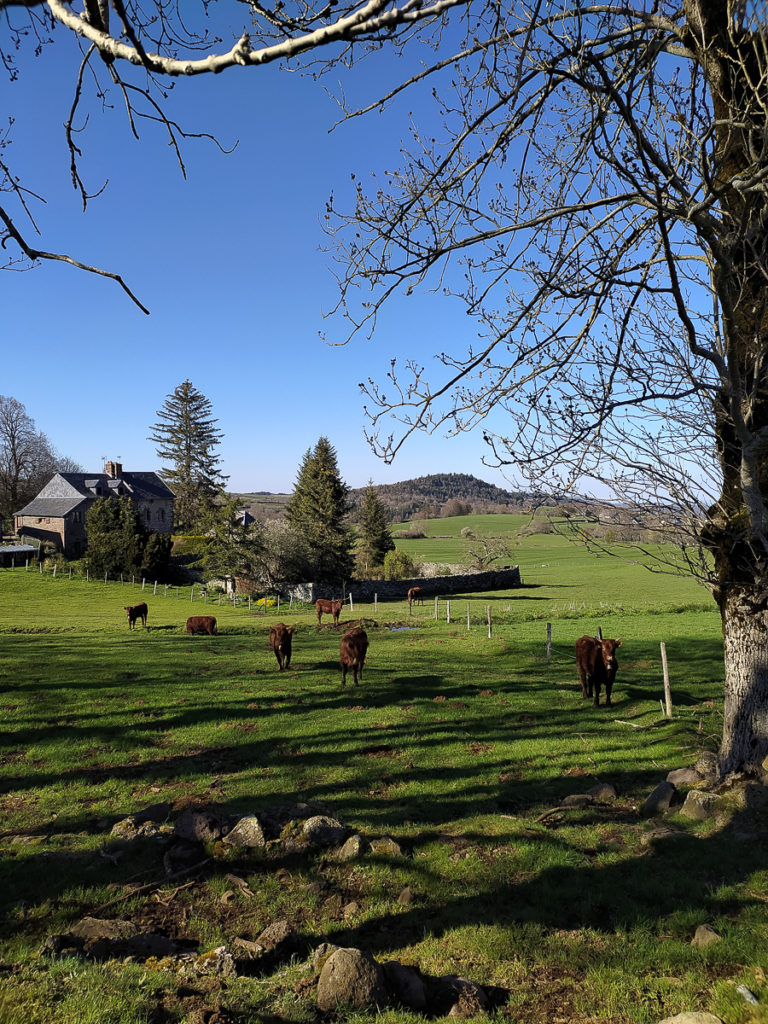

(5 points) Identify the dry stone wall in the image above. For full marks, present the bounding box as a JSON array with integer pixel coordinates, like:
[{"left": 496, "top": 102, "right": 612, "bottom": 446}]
[{"left": 286, "top": 566, "right": 520, "bottom": 604}]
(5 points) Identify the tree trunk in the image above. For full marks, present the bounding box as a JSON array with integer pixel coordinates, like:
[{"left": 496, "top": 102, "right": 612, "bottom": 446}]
[{"left": 720, "top": 590, "right": 768, "bottom": 777}]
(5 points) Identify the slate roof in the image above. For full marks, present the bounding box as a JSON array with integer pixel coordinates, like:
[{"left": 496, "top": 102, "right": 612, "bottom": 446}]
[
  {"left": 14, "top": 471, "right": 175, "bottom": 519},
  {"left": 15, "top": 496, "right": 86, "bottom": 517}
]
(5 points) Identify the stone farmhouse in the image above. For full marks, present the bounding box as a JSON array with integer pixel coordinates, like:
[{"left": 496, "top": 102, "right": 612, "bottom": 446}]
[{"left": 14, "top": 461, "right": 175, "bottom": 558}]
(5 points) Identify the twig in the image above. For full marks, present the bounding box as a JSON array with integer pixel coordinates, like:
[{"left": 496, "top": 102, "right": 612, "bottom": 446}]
[{"left": 89, "top": 858, "right": 210, "bottom": 913}]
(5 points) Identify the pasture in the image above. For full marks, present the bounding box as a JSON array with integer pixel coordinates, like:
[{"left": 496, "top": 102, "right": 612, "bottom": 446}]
[{"left": 1, "top": 535, "right": 767, "bottom": 1024}]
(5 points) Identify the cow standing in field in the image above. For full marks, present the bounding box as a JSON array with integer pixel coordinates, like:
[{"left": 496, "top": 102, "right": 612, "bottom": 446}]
[
  {"left": 125, "top": 603, "right": 148, "bottom": 629},
  {"left": 270, "top": 623, "right": 294, "bottom": 671},
  {"left": 575, "top": 635, "right": 622, "bottom": 707},
  {"left": 340, "top": 626, "right": 368, "bottom": 687},
  {"left": 407, "top": 586, "right": 423, "bottom": 608},
  {"left": 316, "top": 598, "right": 343, "bottom": 627},
  {"left": 186, "top": 615, "right": 217, "bottom": 636}
]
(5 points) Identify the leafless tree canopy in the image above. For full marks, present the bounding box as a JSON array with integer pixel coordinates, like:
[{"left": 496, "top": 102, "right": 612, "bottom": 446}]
[{"left": 0, "top": 0, "right": 469, "bottom": 308}]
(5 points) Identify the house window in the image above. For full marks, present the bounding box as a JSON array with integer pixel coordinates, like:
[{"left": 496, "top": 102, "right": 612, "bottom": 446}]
[
  {"left": 73, "top": 511, "right": 82, "bottom": 523},
  {"left": 159, "top": 508, "right": 165, "bottom": 522},
  {"left": 145, "top": 509, "right": 151, "bottom": 521}
]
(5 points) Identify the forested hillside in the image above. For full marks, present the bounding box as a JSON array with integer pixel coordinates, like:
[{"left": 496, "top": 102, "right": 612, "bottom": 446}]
[
  {"left": 238, "top": 474, "right": 528, "bottom": 523},
  {"left": 347, "top": 473, "right": 527, "bottom": 521}
]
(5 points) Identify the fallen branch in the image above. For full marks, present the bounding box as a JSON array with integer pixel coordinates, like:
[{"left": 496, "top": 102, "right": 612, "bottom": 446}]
[{"left": 89, "top": 858, "right": 211, "bottom": 914}]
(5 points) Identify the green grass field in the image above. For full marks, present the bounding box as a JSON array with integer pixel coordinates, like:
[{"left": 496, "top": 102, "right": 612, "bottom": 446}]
[{"left": 1, "top": 531, "right": 767, "bottom": 1024}]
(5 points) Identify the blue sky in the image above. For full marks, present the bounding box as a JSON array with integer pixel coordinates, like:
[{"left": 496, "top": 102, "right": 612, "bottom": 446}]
[{"left": 2, "top": 13, "right": 521, "bottom": 496}]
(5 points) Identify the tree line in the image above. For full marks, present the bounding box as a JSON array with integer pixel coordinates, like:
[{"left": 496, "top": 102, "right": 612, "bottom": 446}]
[{"left": 5, "top": 380, "right": 398, "bottom": 591}]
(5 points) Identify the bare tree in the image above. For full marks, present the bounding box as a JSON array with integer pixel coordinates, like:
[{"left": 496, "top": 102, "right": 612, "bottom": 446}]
[
  {"left": 0, "top": 395, "right": 57, "bottom": 529},
  {"left": 320, "top": 2, "right": 768, "bottom": 781},
  {"left": 465, "top": 535, "right": 514, "bottom": 572}
]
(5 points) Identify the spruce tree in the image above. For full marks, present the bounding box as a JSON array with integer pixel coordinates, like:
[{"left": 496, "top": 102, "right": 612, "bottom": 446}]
[
  {"left": 149, "top": 380, "right": 228, "bottom": 531},
  {"left": 356, "top": 480, "right": 394, "bottom": 575},
  {"left": 285, "top": 437, "right": 354, "bottom": 585}
]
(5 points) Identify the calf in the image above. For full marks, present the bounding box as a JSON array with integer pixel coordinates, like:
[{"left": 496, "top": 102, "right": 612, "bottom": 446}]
[
  {"left": 125, "top": 602, "right": 148, "bottom": 629},
  {"left": 575, "top": 635, "right": 622, "bottom": 707},
  {"left": 316, "top": 598, "right": 343, "bottom": 627},
  {"left": 186, "top": 615, "right": 217, "bottom": 636},
  {"left": 270, "top": 622, "right": 294, "bottom": 670},
  {"left": 340, "top": 626, "right": 368, "bottom": 687},
  {"left": 407, "top": 586, "right": 424, "bottom": 608}
]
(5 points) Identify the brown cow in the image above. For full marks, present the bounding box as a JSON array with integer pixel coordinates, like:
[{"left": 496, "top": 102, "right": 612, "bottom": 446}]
[
  {"left": 340, "top": 626, "right": 368, "bottom": 687},
  {"left": 575, "top": 635, "right": 622, "bottom": 707},
  {"left": 270, "top": 622, "right": 294, "bottom": 670},
  {"left": 186, "top": 615, "right": 217, "bottom": 636},
  {"left": 125, "top": 602, "right": 148, "bottom": 629},
  {"left": 316, "top": 598, "right": 343, "bottom": 627},
  {"left": 407, "top": 586, "right": 424, "bottom": 608}
]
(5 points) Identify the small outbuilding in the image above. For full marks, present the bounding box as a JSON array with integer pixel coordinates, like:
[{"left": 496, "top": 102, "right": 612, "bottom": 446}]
[{"left": 0, "top": 544, "right": 39, "bottom": 568}]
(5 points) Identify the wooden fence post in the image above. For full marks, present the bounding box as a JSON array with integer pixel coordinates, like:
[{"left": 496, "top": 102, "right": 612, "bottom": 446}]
[
  {"left": 547, "top": 622, "right": 552, "bottom": 665},
  {"left": 467, "top": 602, "right": 470, "bottom": 630},
  {"left": 487, "top": 605, "right": 492, "bottom": 639},
  {"left": 142, "top": 578, "right": 146, "bottom": 590},
  {"left": 153, "top": 580, "right": 157, "bottom": 595},
  {"left": 374, "top": 593, "right": 378, "bottom": 614},
  {"left": 53, "top": 564, "right": 57, "bottom": 578},
  {"left": 660, "top": 642, "right": 673, "bottom": 718},
  {"left": 446, "top": 599, "right": 451, "bottom": 624},
  {"left": 434, "top": 595, "right": 439, "bottom": 619},
  {"left": 349, "top": 594, "right": 354, "bottom": 613},
  {"left": 104, "top": 572, "right": 108, "bottom": 585}
]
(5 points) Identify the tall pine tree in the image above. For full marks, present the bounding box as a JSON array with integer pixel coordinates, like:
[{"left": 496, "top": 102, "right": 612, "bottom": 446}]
[
  {"left": 149, "top": 380, "right": 228, "bottom": 532},
  {"left": 356, "top": 480, "right": 395, "bottom": 575},
  {"left": 285, "top": 437, "right": 354, "bottom": 586}
]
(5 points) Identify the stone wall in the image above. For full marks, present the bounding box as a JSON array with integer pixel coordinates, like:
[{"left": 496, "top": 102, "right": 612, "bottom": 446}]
[{"left": 284, "top": 565, "right": 520, "bottom": 604}]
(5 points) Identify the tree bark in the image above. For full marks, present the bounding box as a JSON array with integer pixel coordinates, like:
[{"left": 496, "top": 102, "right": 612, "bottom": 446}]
[{"left": 720, "top": 591, "right": 768, "bottom": 776}]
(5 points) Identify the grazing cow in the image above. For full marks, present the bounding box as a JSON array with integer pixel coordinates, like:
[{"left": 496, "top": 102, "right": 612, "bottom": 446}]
[
  {"left": 340, "top": 626, "right": 368, "bottom": 687},
  {"left": 186, "top": 615, "right": 217, "bottom": 636},
  {"left": 407, "top": 586, "right": 424, "bottom": 608},
  {"left": 125, "top": 602, "right": 148, "bottom": 629},
  {"left": 316, "top": 598, "right": 344, "bottom": 627},
  {"left": 270, "top": 622, "right": 294, "bottom": 670},
  {"left": 575, "top": 635, "right": 622, "bottom": 707}
]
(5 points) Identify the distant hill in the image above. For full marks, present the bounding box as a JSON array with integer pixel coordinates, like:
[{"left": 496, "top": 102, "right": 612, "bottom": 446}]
[
  {"left": 347, "top": 473, "right": 528, "bottom": 521},
  {"left": 236, "top": 473, "right": 529, "bottom": 524}
]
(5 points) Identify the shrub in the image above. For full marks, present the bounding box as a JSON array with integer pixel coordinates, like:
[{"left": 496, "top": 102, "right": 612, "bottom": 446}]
[{"left": 383, "top": 549, "right": 417, "bottom": 580}]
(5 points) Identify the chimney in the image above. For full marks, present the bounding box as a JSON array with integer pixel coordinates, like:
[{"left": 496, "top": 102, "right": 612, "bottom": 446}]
[{"left": 105, "top": 461, "right": 123, "bottom": 478}]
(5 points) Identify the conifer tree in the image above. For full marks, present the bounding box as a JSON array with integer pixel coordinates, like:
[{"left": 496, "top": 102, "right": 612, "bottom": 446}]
[
  {"left": 200, "top": 498, "right": 263, "bottom": 595},
  {"left": 285, "top": 437, "right": 354, "bottom": 585},
  {"left": 356, "top": 480, "right": 395, "bottom": 575},
  {"left": 149, "top": 380, "right": 227, "bottom": 531},
  {"left": 85, "top": 496, "right": 172, "bottom": 579},
  {"left": 85, "top": 496, "right": 145, "bottom": 577}
]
